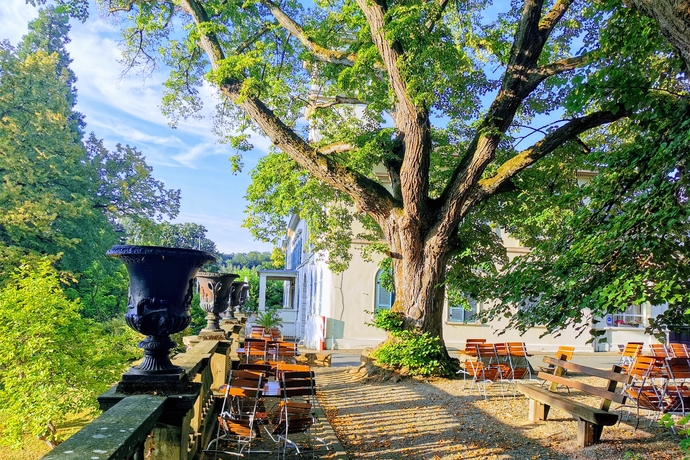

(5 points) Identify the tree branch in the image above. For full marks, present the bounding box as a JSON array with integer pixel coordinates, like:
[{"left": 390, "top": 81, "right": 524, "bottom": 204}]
[
  {"left": 436, "top": 0, "right": 577, "bottom": 230},
  {"left": 310, "top": 96, "right": 366, "bottom": 109},
  {"left": 176, "top": 0, "right": 396, "bottom": 222},
  {"left": 532, "top": 52, "right": 594, "bottom": 81},
  {"left": 261, "top": 0, "right": 356, "bottom": 66},
  {"left": 235, "top": 22, "right": 273, "bottom": 55},
  {"left": 317, "top": 143, "right": 355, "bottom": 155},
  {"left": 477, "top": 108, "right": 631, "bottom": 198},
  {"left": 538, "top": 0, "right": 572, "bottom": 39},
  {"left": 425, "top": 0, "right": 451, "bottom": 33},
  {"left": 356, "top": 0, "right": 431, "bottom": 225}
]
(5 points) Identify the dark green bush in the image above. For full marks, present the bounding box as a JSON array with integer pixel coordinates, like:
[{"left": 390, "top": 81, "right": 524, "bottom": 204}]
[
  {"left": 370, "top": 330, "right": 456, "bottom": 377},
  {"left": 367, "top": 309, "right": 405, "bottom": 332}
]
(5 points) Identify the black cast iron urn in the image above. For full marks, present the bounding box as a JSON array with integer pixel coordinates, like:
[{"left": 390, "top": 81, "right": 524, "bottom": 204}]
[{"left": 107, "top": 245, "right": 215, "bottom": 375}]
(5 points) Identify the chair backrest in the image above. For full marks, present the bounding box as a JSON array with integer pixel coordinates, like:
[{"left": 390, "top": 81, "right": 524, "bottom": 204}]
[
  {"left": 621, "top": 342, "right": 643, "bottom": 358},
  {"left": 554, "top": 346, "right": 575, "bottom": 361},
  {"left": 464, "top": 339, "right": 486, "bottom": 357},
  {"left": 506, "top": 342, "right": 528, "bottom": 358},
  {"left": 276, "top": 363, "right": 309, "bottom": 380},
  {"left": 494, "top": 342, "right": 508, "bottom": 357},
  {"left": 280, "top": 370, "right": 316, "bottom": 399},
  {"left": 244, "top": 337, "right": 268, "bottom": 362},
  {"left": 669, "top": 343, "right": 690, "bottom": 359},
  {"left": 238, "top": 363, "right": 272, "bottom": 376},
  {"left": 276, "top": 341, "right": 299, "bottom": 357},
  {"left": 220, "top": 369, "right": 264, "bottom": 399},
  {"left": 627, "top": 355, "right": 656, "bottom": 381},
  {"left": 268, "top": 327, "right": 282, "bottom": 339},
  {"left": 649, "top": 343, "right": 670, "bottom": 357},
  {"left": 475, "top": 343, "right": 498, "bottom": 363}
]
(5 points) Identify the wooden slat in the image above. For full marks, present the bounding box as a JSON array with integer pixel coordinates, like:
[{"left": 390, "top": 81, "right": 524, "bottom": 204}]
[
  {"left": 517, "top": 384, "right": 619, "bottom": 426},
  {"left": 542, "top": 357, "right": 630, "bottom": 384},
  {"left": 537, "top": 372, "right": 627, "bottom": 404}
]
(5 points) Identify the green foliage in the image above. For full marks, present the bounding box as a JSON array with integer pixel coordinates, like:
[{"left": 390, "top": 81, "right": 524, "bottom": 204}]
[
  {"left": 67, "top": 259, "right": 129, "bottom": 322},
  {"left": 85, "top": 134, "right": 180, "bottom": 224},
  {"left": 370, "top": 331, "right": 456, "bottom": 378},
  {"left": 660, "top": 414, "right": 690, "bottom": 459},
  {"left": 366, "top": 309, "right": 404, "bottom": 333},
  {"left": 368, "top": 309, "right": 455, "bottom": 377},
  {"left": 0, "top": 259, "right": 138, "bottom": 447},
  {"left": 61, "top": 0, "right": 690, "bottom": 353},
  {"left": 125, "top": 220, "right": 218, "bottom": 253},
  {"left": 255, "top": 308, "right": 283, "bottom": 329},
  {"left": 220, "top": 251, "right": 275, "bottom": 271},
  {"left": 478, "top": 98, "right": 690, "bottom": 335},
  {"left": 0, "top": 8, "right": 179, "bottom": 279}
]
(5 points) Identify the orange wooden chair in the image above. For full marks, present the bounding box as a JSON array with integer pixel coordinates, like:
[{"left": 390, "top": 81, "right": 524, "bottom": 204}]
[
  {"left": 243, "top": 337, "right": 268, "bottom": 363},
  {"left": 669, "top": 343, "right": 690, "bottom": 359},
  {"left": 207, "top": 370, "right": 265, "bottom": 456},
  {"left": 649, "top": 343, "right": 671, "bottom": 358},
  {"left": 622, "top": 355, "right": 668, "bottom": 428},
  {"left": 506, "top": 342, "right": 534, "bottom": 382},
  {"left": 266, "top": 370, "right": 328, "bottom": 457}
]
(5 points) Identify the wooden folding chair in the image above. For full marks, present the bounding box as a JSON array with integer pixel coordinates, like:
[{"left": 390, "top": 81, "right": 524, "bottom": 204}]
[
  {"left": 506, "top": 342, "right": 535, "bottom": 382},
  {"left": 650, "top": 343, "right": 671, "bottom": 358},
  {"left": 243, "top": 337, "right": 268, "bottom": 363},
  {"left": 206, "top": 370, "right": 266, "bottom": 457},
  {"left": 664, "top": 358, "right": 690, "bottom": 416},
  {"left": 266, "top": 371, "right": 328, "bottom": 459},
  {"left": 622, "top": 355, "right": 667, "bottom": 428},
  {"left": 617, "top": 342, "right": 643, "bottom": 370},
  {"left": 475, "top": 343, "right": 510, "bottom": 396}
]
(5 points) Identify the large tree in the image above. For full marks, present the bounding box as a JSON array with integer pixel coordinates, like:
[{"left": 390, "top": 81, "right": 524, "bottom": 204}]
[{"left": 47, "top": 0, "right": 687, "bottom": 367}]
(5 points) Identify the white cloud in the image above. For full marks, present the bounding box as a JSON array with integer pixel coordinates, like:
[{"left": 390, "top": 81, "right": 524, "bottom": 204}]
[{"left": 0, "top": 1, "right": 38, "bottom": 45}]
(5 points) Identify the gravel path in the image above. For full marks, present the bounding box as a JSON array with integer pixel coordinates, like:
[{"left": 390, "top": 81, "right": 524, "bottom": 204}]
[{"left": 314, "top": 365, "right": 683, "bottom": 460}]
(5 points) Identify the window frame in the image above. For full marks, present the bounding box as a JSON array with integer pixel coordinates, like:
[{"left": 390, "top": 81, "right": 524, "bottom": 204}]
[{"left": 374, "top": 269, "right": 395, "bottom": 310}]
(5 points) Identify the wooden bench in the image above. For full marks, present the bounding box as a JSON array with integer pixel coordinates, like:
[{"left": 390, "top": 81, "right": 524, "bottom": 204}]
[{"left": 516, "top": 356, "right": 630, "bottom": 447}]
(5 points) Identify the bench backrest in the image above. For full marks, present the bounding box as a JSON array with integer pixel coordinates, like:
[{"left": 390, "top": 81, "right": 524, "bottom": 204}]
[{"left": 539, "top": 357, "right": 630, "bottom": 407}]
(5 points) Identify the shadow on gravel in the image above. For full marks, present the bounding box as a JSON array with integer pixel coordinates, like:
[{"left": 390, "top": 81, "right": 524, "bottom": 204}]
[{"left": 313, "top": 366, "right": 682, "bottom": 460}]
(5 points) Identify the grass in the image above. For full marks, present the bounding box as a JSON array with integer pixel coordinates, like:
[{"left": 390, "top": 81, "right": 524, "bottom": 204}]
[{"left": 1, "top": 411, "right": 95, "bottom": 460}]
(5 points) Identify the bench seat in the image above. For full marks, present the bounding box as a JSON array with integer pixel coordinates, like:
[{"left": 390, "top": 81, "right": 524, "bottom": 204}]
[{"left": 516, "top": 383, "right": 619, "bottom": 426}]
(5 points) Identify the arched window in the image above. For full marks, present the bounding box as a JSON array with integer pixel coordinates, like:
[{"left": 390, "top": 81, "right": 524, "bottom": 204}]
[{"left": 375, "top": 269, "right": 395, "bottom": 310}]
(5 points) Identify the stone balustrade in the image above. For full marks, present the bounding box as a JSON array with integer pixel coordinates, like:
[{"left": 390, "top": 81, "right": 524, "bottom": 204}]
[{"left": 41, "top": 321, "right": 242, "bottom": 460}]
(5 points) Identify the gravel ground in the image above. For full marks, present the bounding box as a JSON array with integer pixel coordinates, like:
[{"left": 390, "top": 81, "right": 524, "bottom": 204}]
[{"left": 314, "top": 365, "right": 684, "bottom": 460}]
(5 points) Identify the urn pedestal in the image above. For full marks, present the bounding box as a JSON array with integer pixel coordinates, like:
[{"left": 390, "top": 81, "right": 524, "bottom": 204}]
[
  {"left": 107, "top": 245, "right": 215, "bottom": 385},
  {"left": 196, "top": 272, "right": 238, "bottom": 335}
]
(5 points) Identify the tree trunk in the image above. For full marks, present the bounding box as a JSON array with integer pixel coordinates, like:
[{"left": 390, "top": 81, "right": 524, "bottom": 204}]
[{"left": 386, "top": 218, "right": 452, "bottom": 343}]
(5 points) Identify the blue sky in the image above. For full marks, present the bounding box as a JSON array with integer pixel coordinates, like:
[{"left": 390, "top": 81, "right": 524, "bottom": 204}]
[{"left": 1, "top": 0, "right": 274, "bottom": 254}]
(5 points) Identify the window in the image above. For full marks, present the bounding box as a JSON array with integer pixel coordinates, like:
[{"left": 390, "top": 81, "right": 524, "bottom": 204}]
[
  {"left": 290, "top": 238, "right": 302, "bottom": 269},
  {"left": 375, "top": 269, "right": 395, "bottom": 310},
  {"left": 613, "top": 305, "right": 644, "bottom": 327},
  {"left": 448, "top": 298, "right": 479, "bottom": 323}
]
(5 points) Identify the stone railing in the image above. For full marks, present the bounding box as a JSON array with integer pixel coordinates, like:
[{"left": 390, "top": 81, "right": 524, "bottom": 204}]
[{"left": 42, "top": 320, "right": 243, "bottom": 460}]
